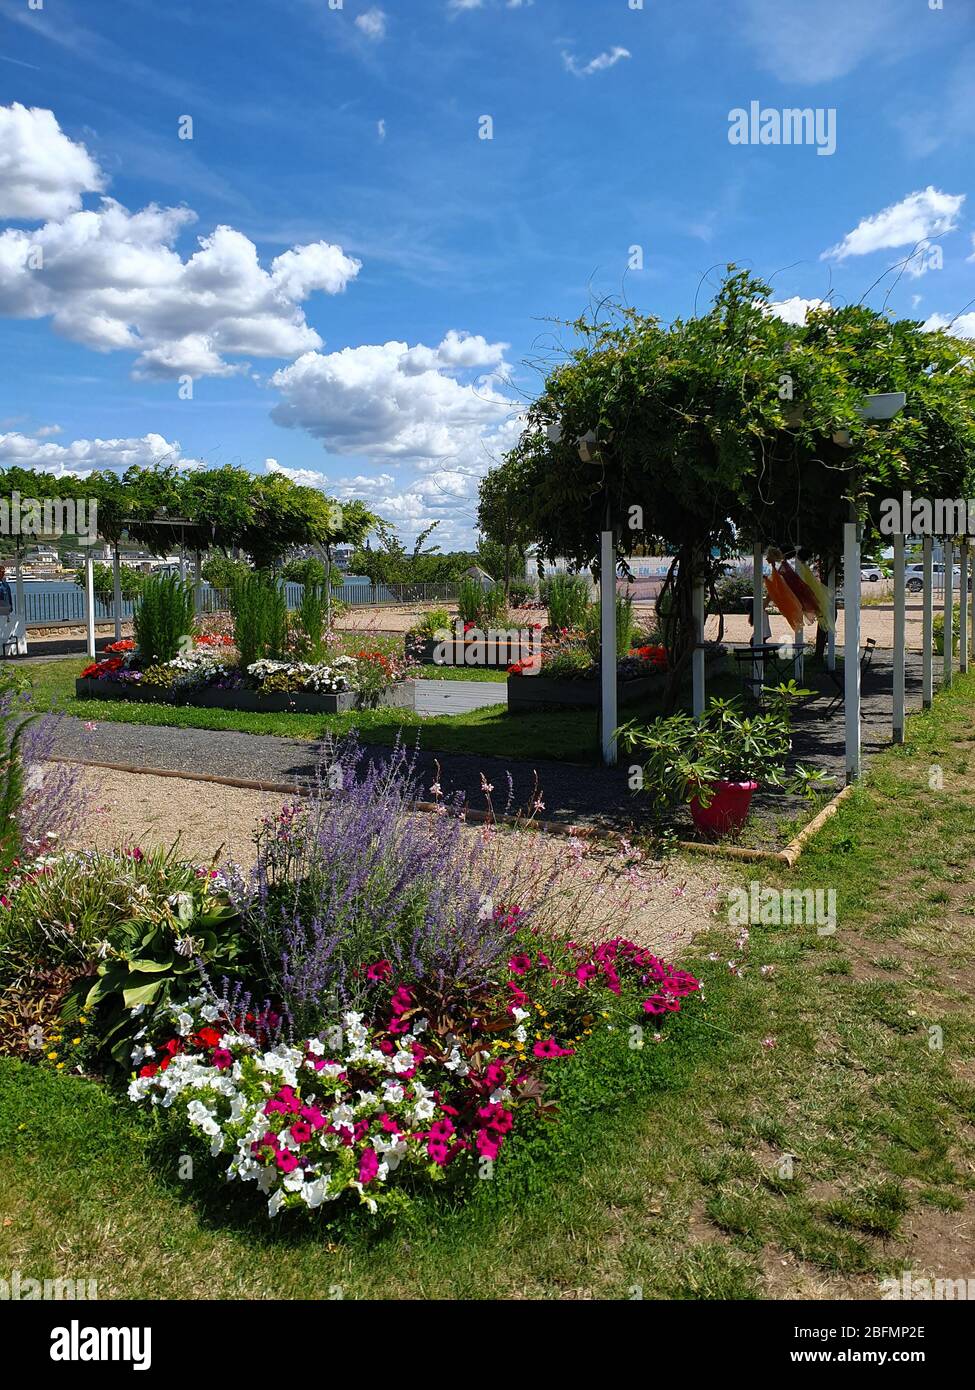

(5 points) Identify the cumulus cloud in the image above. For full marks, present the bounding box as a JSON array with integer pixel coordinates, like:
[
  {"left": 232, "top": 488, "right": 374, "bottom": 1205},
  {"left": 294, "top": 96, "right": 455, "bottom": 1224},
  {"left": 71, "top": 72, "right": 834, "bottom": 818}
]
[
  {"left": 355, "top": 8, "right": 387, "bottom": 40},
  {"left": 0, "top": 103, "right": 104, "bottom": 220},
  {"left": 269, "top": 336, "right": 519, "bottom": 465},
  {"left": 0, "top": 103, "right": 362, "bottom": 378},
  {"left": 822, "top": 188, "right": 965, "bottom": 263},
  {"left": 267, "top": 335, "right": 523, "bottom": 546},
  {"left": 766, "top": 296, "right": 829, "bottom": 326},
  {"left": 0, "top": 429, "right": 200, "bottom": 476},
  {"left": 562, "top": 47, "right": 630, "bottom": 78},
  {"left": 922, "top": 312, "right": 975, "bottom": 340}
]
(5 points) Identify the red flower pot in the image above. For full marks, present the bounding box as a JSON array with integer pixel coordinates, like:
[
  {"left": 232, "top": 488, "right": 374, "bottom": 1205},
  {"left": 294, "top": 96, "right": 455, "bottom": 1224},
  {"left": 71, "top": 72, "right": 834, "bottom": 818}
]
[{"left": 689, "top": 780, "right": 758, "bottom": 838}]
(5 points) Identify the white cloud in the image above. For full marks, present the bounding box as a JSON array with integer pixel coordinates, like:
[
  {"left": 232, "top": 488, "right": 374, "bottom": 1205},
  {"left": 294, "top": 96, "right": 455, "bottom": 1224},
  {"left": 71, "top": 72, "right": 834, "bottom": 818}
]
[
  {"left": 740, "top": 0, "right": 914, "bottom": 84},
  {"left": 0, "top": 194, "right": 361, "bottom": 380},
  {"left": 0, "top": 188, "right": 362, "bottom": 378},
  {"left": 264, "top": 458, "right": 332, "bottom": 489},
  {"left": 0, "top": 103, "right": 104, "bottom": 221},
  {"left": 765, "top": 296, "right": 828, "bottom": 326},
  {"left": 0, "top": 429, "right": 200, "bottom": 476},
  {"left": 562, "top": 47, "right": 630, "bottom": 78},
  {"left": 269, "top": 336, "right": 519, "bottom": 467},
  {"left": 355, "top": 8, "right": 387, "bottom": 41},
  {"left": 448, "top": 0, "right": 485, "bottom": 10},
  {"left": 34, "top": 423, "right": 62, "bottom": 438},
  {"left": 377, "top": 119, "right": 386, "bottom": 142},
  {"left": 822, "top": 188, "right": 965, "bottom": 263},
  {"left": 922, "top": 312, "right": 975, "bottom": 340}
]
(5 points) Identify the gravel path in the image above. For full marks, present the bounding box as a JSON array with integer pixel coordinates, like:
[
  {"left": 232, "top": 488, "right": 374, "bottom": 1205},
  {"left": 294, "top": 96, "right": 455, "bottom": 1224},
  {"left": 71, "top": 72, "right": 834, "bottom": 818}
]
[{"left": 49, "top": 649, "right": 940, "bottom": 844}]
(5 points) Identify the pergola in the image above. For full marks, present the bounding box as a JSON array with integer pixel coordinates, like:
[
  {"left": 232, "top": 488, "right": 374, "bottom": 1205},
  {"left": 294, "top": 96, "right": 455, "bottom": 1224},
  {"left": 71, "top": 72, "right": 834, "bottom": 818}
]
[{"left": 500, "top": 273, "right": 975, "bottom": 779}]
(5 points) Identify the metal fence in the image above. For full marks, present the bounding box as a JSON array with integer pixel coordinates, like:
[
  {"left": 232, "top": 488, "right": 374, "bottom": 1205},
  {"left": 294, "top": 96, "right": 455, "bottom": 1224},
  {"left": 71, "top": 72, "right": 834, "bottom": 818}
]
[{"left": 22, "top": 579, "right": 461, "bottom": 627}]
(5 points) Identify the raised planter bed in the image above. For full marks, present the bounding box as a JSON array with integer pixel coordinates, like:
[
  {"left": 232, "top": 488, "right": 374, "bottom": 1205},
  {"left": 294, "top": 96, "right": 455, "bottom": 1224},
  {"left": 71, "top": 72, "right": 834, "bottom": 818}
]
[
  {"left": 507, "top": 672, "right": 666, "bottom": 711},
  {"left": 75, "top": 677, "right": 415, "bottom": 715},
  {"left": 406, "top": 634, "right": 533, "bottom": 671}
]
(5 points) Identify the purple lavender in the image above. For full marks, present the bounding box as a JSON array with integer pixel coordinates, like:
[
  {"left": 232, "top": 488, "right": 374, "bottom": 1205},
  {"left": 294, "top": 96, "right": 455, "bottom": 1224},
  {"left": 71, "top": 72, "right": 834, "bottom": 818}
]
[{"left": 232, "top": 735, "right": 556, "bottom": 1034}]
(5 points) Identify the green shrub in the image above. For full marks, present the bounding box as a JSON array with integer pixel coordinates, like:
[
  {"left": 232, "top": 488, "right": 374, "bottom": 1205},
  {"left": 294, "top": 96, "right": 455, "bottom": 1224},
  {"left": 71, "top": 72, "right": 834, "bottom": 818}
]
[
  {"left": 230, "top": 573, "right": 289, "bottom": 667},
  {"left": 409, "top": 607, "right": 452, "bottom": 640},
  {"left": 281, "top": 556, "right": 341, "bottom": 590},
  {"left": 0, "top": 696, "right": 35, "bottom": 874},
  {"left": 200, "top": 553, "right": 251, "bottom": 593},
  {"left": 583, "top": 594, "right": 634, "bottom": 659},
  {"left": 458, "top": 577, "right": 508, "bottom": 630},
  {"left": 542, "top": 573, "right": 590, "bottom": 629},
  {"left": 508, "top": 579, "right": 535, "bottom": 606},
  {"left": 294, "top": 584, "right": 328, "bottom": 660},
  {"left": 934, "top": 605, "right": 961, "bottom": 655},
  {"left": 0, "top": 847, "right": 207, "bottom": 983},
  {"left": 60, "top": 865, "right": 246, "bottom": 1071},
  {"left": 458, "top": 575, "right": 484, "bottom": 625},
  {"left": 133, "top": 574, "right": 196, "bottom": 664}
]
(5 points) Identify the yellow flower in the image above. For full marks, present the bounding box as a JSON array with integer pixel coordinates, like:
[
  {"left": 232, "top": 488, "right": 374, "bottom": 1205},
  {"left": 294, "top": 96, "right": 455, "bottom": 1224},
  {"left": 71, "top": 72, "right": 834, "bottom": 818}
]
[
  {"left": 46, "top": 1051, "right": 57, "bottom": 1061},
  {"left": 79, "top": 1016, "right": 88, "bottom": 1025},
  {"left": 56, "top": 1062, "right": 65, "bottom": 1070},
  {"left": 71, "top": 1038, "right": 81, "bottom": 1046}
]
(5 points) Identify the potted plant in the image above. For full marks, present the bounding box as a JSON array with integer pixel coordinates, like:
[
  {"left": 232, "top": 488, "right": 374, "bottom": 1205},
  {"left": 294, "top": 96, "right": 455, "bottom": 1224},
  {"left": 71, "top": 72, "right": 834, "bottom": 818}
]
[{"left": 618, "top": 684, "right": 830, "bottom": 837}]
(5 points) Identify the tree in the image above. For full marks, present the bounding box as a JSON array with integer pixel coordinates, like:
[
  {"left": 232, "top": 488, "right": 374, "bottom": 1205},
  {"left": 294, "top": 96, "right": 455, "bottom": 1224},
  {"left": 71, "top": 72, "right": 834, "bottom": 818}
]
[{"left": 477, "top": 464, "right": 532, "bottom": 596}]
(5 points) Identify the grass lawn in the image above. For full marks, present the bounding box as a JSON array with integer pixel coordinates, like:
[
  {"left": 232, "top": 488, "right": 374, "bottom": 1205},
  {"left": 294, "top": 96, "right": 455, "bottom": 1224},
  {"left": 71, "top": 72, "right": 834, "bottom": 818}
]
[
  {"left": 22, "top": 657, "right": 734, "bottom": 764},
  {"left": 3, "top": 674, "right": 975, "bottom": 1298}
]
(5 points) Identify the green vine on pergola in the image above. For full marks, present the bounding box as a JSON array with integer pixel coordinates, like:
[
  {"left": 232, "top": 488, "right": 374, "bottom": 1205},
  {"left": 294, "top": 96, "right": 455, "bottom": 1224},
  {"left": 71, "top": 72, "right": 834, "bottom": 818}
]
[{"left": 492, "top": 267, "right": 975, "bottom": 702}]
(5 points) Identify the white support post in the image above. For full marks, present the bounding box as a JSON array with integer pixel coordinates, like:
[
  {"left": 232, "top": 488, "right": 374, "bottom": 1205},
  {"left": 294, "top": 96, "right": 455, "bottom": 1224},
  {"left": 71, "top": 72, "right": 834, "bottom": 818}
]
[
  {"left": 844, "top": 521, "right": 861, "bottom": 783},
  {"left": 793, "top": 624, "right": 804, "bottom": 682},
  {"left": 751, "top": 542, "right": 764, "bottom": 699},
  {"left": 827, "top": 563, "right": 837, "bottom": 672},
  {"left": 14, "top": 546, "right": 25, "bottom": 623},
  {"left": 960, "top": 540, "right": 969, "bottom": 674},
  {"left": 922, "top": 534, "right": 933, "bottom": 709},
  {"left": 692, "top": 564, "right": 706, "bottom": 720},
  {"left": 194, "top": 549, "right": 202, "bottom": 615},
  {"left": 893, "top": 532, "right": 906, "bottom": 744},
  {"left": 112, "top": 543, "right": 122, "bottom": 643},
  {"left": 599, "top": 527, "right": 617, "bottom": 766},
  {"left": 84, "top": 549, "right": 96, "bottom": 659},
  {"left": 943, "top": 540, "right": 954, "bottom": 689}
]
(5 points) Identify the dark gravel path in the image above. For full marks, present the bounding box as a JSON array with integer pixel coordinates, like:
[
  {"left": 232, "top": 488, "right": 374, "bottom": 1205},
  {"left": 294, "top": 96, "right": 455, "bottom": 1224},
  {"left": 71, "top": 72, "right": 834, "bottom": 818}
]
[{"left": 49, "top": 650, "right": 941, "bottom": 841}]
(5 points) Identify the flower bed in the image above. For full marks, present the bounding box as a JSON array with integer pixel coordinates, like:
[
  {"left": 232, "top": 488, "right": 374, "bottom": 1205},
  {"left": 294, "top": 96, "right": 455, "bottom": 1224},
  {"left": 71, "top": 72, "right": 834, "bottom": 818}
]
[
  {"left": 0, "top": 738, "right": 703, "bottom": 1225},
  {"left": 128, "top": 934, "right": 699, "bottom": 1217},
  {"left": 78, "top": 643, "right": 416, "bottom": 713},
  {"left": 507, "top": 641, "right": 670, "bottom": 710}
]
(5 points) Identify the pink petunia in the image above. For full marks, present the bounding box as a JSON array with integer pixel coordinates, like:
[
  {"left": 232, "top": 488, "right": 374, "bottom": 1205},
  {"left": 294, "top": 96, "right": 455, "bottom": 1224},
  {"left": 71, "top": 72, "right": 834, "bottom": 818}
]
[
  {"left": 532, "top": 1039, "right": 574, "bottom": 1059},
  {"left": 358, "top": 1147, "right": 380, "bottom": 1185}
]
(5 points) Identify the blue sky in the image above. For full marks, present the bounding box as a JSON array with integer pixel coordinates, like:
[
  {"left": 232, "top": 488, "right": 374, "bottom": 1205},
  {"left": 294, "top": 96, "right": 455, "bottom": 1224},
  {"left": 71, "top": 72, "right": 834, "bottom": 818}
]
[{"left": 1, "top": 0, "right": 973, "bottom": 546}]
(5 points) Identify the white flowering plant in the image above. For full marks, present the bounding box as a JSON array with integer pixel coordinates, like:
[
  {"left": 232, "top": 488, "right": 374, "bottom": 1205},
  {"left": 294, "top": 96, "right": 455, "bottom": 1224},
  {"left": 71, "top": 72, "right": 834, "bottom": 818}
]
[{"left": 127, "top": 934, "right": 701, "bottom": 1219}]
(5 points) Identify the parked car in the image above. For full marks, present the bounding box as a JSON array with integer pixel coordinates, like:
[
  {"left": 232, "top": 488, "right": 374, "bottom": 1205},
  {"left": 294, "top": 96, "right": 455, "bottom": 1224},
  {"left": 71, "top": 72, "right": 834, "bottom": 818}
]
[
  {"left": 903, "top": 563, "right": 970, "bottom": 594},
  {"left": 860, "top": 567, "right": 882, "bottom": 583}
]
